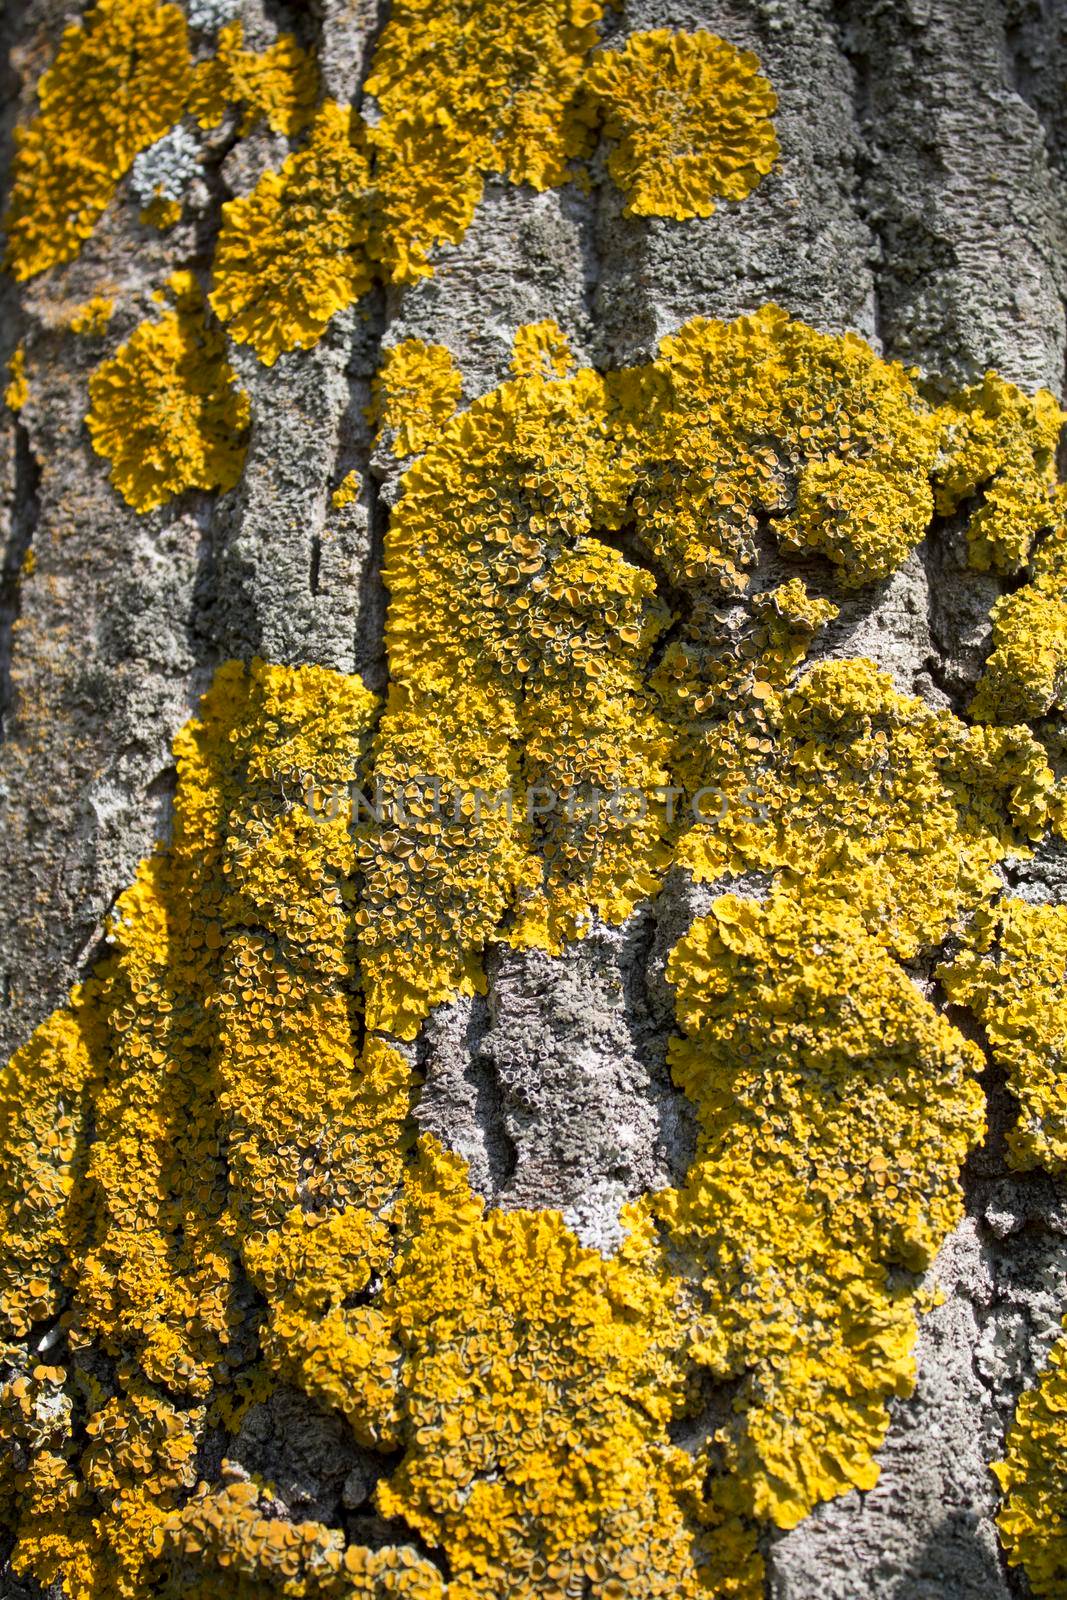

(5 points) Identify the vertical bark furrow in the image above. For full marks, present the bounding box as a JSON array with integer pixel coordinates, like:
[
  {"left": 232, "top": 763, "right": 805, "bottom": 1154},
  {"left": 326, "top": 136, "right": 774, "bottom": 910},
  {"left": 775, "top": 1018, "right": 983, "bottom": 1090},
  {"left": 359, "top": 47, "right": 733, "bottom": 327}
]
[{"left": 838, "top": 0, "right": 1067, "bottom": 392}]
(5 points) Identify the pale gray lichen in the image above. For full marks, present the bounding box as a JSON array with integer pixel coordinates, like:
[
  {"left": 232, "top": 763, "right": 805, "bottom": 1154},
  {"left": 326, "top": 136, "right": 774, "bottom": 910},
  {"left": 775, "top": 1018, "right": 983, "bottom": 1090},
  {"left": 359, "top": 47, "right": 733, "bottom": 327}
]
[
  {"left": 186, "top": 0, "right": 242, "bottom": 32},
  {"left": 562, "top": 1180, "right": 632, "bottom": 1256},
  {"left": 129, "top": 123, "right": 202, "bottom": 207}
]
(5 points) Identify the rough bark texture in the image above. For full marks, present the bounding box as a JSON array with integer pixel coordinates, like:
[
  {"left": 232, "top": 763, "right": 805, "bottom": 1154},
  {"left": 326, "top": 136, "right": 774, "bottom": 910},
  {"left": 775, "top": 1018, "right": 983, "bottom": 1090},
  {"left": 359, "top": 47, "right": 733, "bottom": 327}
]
[{"left": 1, "top": 0, "right": 1066, "bottom": 1596}]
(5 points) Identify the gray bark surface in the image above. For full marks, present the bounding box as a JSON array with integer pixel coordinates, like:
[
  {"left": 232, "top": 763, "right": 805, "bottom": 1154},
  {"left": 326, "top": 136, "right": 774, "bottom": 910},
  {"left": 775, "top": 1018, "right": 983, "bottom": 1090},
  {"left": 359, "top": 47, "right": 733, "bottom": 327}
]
[{"left": 2, "top": 0, "right": 1067, "bottom": 1595}]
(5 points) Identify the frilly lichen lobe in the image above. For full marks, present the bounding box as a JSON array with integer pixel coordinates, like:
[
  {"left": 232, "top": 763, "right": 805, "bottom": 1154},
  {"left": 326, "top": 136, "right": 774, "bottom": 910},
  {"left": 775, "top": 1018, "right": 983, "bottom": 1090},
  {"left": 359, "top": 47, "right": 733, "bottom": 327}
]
[
  {"left": 86, "top": 275, "right": 250, "bottom": 512},
  {"left": 2, "top": 0, "right": 192, "bottom": 280},
  {"left": 209, "top": 100, "right": 373, "bottom": 369},
  {"left": 189, "top": 19, "right": 318, "bottom": 137},
  {"left": 582, "top": 29, "right": 778, "bottom": 220},
  {"left": 3, "top": 306, "right": 1067, "bottom": 1595},
  {"left": 370, "top": 340, "right": 463, "bottom": 457},
  {"left": 994, "top": 1325, "right": 1067, "bottom": 1596},
  {"left": 205, "top": 12, "right": 783, "bottom": 364},
  {"left": 940, "top": 896, "right": 1067, "bottom": 1175}
]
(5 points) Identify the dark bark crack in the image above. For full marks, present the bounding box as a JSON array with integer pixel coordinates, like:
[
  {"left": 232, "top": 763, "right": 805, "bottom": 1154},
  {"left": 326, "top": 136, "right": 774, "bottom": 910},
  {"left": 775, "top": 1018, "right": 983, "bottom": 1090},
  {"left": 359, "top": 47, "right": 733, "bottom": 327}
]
[{"left": 0, "top": 419, "right": 40, "bottom": 745}]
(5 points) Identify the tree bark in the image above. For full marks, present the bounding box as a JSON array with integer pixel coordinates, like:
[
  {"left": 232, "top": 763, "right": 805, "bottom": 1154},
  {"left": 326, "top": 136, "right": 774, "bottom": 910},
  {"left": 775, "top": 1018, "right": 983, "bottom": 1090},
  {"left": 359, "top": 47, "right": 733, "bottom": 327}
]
[{"left": 2, "top": 1, "right": 1067, "bottom": 1596}]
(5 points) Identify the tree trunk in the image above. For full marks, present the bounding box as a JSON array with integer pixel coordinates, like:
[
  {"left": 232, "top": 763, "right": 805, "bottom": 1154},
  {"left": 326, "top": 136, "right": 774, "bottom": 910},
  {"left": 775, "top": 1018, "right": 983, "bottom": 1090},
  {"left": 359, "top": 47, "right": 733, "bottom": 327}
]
[{"left": 2, "top": 1, "right": 1066, "bottom": 1596}]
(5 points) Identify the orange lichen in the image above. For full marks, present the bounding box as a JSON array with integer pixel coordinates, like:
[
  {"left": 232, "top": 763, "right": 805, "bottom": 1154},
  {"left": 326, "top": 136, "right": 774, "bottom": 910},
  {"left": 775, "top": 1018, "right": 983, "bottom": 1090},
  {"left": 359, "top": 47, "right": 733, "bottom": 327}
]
[
  {"left": 4, "top": 346, "right": 27, "bottom": 412},
  {"left": 583, "top": 30, "right": 778, "bottom": 220},
  {"left": 2, "top": 0, "right": 192, "bottom": 280},
  {"left": 209, "top": 101, "right": 373, "bottom": 367},
  {"left": 370, "top": 340, "right": 462, "bottom": 456},
  {"left": 86, "top": 274, "right": 250, "bottom": 511},
  {"left": 189, "top": 19, "right": 318, "bottom": 137}
]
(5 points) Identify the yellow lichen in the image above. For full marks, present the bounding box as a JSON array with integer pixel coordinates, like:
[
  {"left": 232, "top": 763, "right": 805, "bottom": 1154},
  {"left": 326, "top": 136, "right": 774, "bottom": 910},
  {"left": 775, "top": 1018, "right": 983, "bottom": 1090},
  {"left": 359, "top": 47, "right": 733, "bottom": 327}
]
[
  {"left": 368, "top": 0, "right": 599, "bottom": 194},
  {"left": 371, "top": 1141, "right": 707, "bottom": 1599},
  {"left": 358, "top": 306, "right": 1058, "bottom": 1039},
  {"left": 650, "top": 312, "right": 937, "bottom": 589},
  {"left": 370, "top": 340, "right": 462, "bottom": 457},
  {"left": 69, "top": 297, "right": 115, "bottom": 336},
  {"left": 139, "top": 196, "right": 183, "bottom": 231},
  {"left": 209, "top": 101, "right": 373, "bottom": 368},
  {"left": 940, "top": 897, "right": 1067, "bottom": 1175},
  {"left": 993, "top": 1323, "right": 1067, "bottom": 1595},
  {"left": 207, "top": 13, "right": 780, "bottom": 362},
  {"left": 0, "top": 657, "right": 706, "bottom": 1599},
  {"left": 206, "top": 0, "right": 606, "bottom": 361},
  {"left": 668, "top": 654, "right": 1055, "bottom": 961},
  {"left": 0, "top": 660, "right": 391, "bottom": 1595},
  {"left": 6, "top": 8, "right": 781, "bottom": 372},
  {"left": 2, "top": 0, "right": 192, "bottom": 280},
  {"left": 0, "top": 642, "right": 1025, "bottom": 1596},
  {"left": 360, "top": 0, "right": 599, "bottom": 287},
  {"left": 331, "top": 469, "right": 361, "bottom": 509},
  {"left": 86, "top": 274, "right": 250, "bottom": 511},
  {"left": 189, "top": 19, "right": 318, "bottom": 137},
  {"left": 1, "top": 1350, "right": 206, "bottom": 1598},
  {"left": 973, "top": 586, "right": 1067, "bottom": 725},
  {"left": 970, "top": 495, "right": 1067, "bottom": 724},
  {"left": 934, "top": 371, "right": 1065, "bottom": 574},
  {"left": 158, "top": 1478, "right": 446, "bottom": 1597},
  {"left": 583, "top": 30, "right": 778, "bottom": 220},
  {"left": 0, "top": 1006, "right": 96, "bottom": 1337},
  {"left": 4, "top": 307, "right": 1067, "bottom": 1594},
  {"left": 511, "top": 319, "right": 576, "bottom": 381},
  {"left": 654, "top": 890, "right": 984, "bottom": 1555},
  {"left": 4, "top": 346, "right": 27, "bottom": 412}
]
